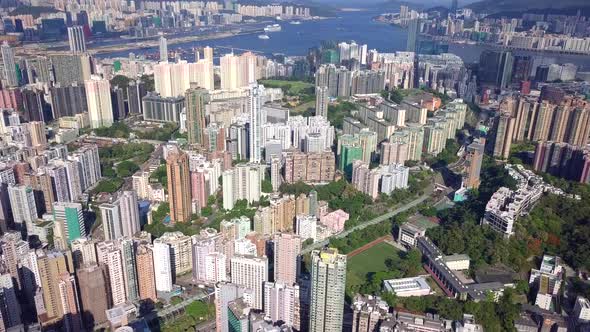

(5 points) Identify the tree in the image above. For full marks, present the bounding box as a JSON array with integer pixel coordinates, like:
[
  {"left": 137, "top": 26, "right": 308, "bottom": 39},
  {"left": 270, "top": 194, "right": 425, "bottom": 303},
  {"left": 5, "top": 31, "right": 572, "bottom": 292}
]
[
  {"left": 261, "top": 179, "right": 273, "bottom": 193},
  {"left": 115, "top": 160, "right": 139, "bottom": 178},
  {"left": 381, "top": 291, "right": 397, "bottom": 307}
]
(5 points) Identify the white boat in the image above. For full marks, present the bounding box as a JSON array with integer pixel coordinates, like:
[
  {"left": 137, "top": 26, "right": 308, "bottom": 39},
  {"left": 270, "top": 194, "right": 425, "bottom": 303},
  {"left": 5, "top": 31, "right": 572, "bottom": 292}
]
[
  {"left": 258, "top": 34, "right": 270, "bottom": 39},
  {"left": 264, "top": 24, "right": 282, "bottom": 32},
  {"left": 290, "top": 21, "right": 301, "bottom": 25}
]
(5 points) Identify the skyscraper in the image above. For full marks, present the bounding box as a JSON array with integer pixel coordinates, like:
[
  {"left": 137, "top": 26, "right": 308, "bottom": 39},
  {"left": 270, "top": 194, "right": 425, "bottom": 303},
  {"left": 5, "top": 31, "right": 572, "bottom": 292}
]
[
  {"left": 222, "top": 163, "right": 264, "bottom": 210},
  {"left": 0, "top": 273, "right": 21, "bottom": 328},
  {"left": 136, "top": 244, "right": 157, "bottom": 302},
  {"left": 85, "top": 76, "right": 114, "bottom": 129},
  {"left": 100, "top": 191, "right": 140, "bottom": 241},
  {"left": 119, "top": 239, "right": 139, "bottom": 301},
  {"left": 192, "top": 237, "right": 216, "bottom": 283},
  {"left": 76, "top": 264, "right": 110, "bottom": 328},
  {"left": 103, "top": 246, "right": 126, "bottom": 306},
  {"left": 1, "top": 42, "right": 18, "bottom": 87},
  {"left": 49, "top": 82, "right": 88, "bottom": 119},
  {"left": 315, "top": 86, "right": 329, "bottom": 118},
  {"left": 451, "top": 0, "right": 458, "bottom": 13},
  {"left": 273, "top": 233, "right": 301, "bottom": 285},
  {"left": 57, "top": 273, "right": 82, "bottom": 332},
  {"left": 479, "top": 50, "right": 514, "bottom": 88},
  {"left": 36, "top": 251, "right": 74, "bottom": 326},
  {"left": 230, "top": 255, "right": 268, "bottom": 309},
  {"left": 309, "top": 248, "right": 347, "bottom": 332},
  {"left": 220, "top": 53, "right": 239, "bottom": 90},
  {"left": 50, "top": 54, "right": 92, "bottom": 86},
  {"left": 67, "top": 26, "right": 86, "bottom": 54},
  {"left": 153, "top": 242, "right": 173, "bottom": 292},
  {"left": 166, "top": 150, "right": 192, "bottom": 223},
  {"left": 155, "top": 231, "right": 193, "bottom": 277},
  {"left": 492, "top": 98, "right": 516, "bottom": 159},
  {"left": 406, "top": 19, "right": 420, "bottom": 52},
  {"left": 463, "top": 140, "right": 484, "bottom": 189},
  {"left": 52, "top": 202, "right": 86, "bottom": 249},
  {"left": 270, "top": 155, "right": 282, "bottom": 192},
  {"left": 203, "top": 46, "right": 214, "bottom": 62},
  {"left": 7, "top": 184, "right": 37, "bottom": 234},
  {"left": 159, "top": 36, "right": 168, "bottom": 62},
  {"left": 263, "top": 282, "right": 300, "bottom": 330},
  {"left": 215, "top": 282, "right": 246, "bottom": 332},
  {"left": 249, "top": 84, "right": 265, "bottom": 162},
  {"left": 186, "top": 87, "right": 208, "bottom": 146}
]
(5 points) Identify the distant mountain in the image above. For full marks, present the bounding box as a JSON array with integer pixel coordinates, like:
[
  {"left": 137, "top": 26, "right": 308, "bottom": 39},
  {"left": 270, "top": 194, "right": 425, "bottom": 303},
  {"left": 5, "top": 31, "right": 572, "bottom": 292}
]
[{"left": 465, "top": 0, "right": 589, "bottom": 14}]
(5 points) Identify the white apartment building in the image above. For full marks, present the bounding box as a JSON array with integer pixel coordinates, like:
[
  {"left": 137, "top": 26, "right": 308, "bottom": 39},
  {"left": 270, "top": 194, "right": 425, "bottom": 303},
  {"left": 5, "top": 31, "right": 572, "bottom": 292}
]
[{"left": 230, "top": 255, "right": 268, "bottom": 309}]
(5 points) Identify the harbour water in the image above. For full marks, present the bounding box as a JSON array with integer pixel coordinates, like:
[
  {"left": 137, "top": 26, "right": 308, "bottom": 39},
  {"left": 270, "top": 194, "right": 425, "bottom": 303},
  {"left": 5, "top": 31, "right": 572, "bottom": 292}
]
[{"left": 97, "top": 9, "right": 590, "bottom": 71}]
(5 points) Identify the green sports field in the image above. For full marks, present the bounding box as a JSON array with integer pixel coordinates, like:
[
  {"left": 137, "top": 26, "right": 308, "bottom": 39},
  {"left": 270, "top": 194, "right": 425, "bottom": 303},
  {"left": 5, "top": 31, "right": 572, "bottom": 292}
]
[{"left": 346, "top": 242, "right": 400, "bottom": 290}]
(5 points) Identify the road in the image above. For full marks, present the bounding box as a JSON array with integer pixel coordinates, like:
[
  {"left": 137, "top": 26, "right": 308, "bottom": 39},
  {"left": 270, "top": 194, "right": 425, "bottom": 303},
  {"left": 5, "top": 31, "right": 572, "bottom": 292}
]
[{"left": 301, "top": 179, "right": 435, "bottom": 255}]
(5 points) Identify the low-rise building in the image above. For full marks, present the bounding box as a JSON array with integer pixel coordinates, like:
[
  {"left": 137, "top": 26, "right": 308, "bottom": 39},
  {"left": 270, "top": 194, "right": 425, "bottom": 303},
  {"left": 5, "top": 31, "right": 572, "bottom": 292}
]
[
  {"left": 443, "top": 254, "right": 470, "bottom": 271},
  {"left": 382, "top": 277, "right": 431, "bottom": 297},
  {"left": 574, "top": 296, "right": 590, "bottom": 323}
]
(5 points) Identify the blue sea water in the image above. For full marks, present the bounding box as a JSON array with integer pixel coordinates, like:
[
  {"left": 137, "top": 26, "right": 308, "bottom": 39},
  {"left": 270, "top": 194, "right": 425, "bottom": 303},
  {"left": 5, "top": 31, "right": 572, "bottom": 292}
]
[
  {"left": 96, "top": 9, "right": 408, "bottom": 58},
  {"left": 97, "top": 8, "right": 590, "bottom": 70}
]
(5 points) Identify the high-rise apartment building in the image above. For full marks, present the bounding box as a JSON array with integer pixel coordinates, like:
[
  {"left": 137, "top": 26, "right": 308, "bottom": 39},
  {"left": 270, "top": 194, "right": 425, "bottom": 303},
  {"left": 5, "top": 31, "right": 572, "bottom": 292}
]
[
  {"left": 57, "top": 273, "right": 82, "bottom": 331},
  {"left": 492, "top": 98, "right": 517, "bottom": 159},
  {"left": 153, "top": 242, "right": 173, "bottom": 292},
  {"left": 159, "top": 36, "right": 168, "bottom": 62},
  {"left": 67, "top": 26, "right": 86, "bottom": 54},
  {"left": 222, "top": 163, "right": 264, "bottom": 210},
  {"left": 220, "top": 52, "right": 257, "bottom": 90},
  {"left": 406, "top": 19, "right": 420, "bottom": 52},
  {"left": 464, "top": 140, "right": 484, "bottom": 189},
  {"left": 309, "top": 248, "right": 347, "bottom": 332},
  {"left": 25, "top": 121, "right": 47, "bottom": 147},
  {"left": 215, "top": 282, "right": 246, "bottom": 332},
  {"left": 186, "top": 87, "right": 209, "bottom": 146},
  {"left": 136, "top": 243, "right": 157, "bottom": 302},
  {"left": 7, "top": 184, "right": 37, "bottom": 234},
  {"left": 76, "top": 264, "right": 110, "bottom": 328},
  {"left": 273, "top": 233, "right": 301, "bottom": 285},
  {"left": 270, "top": 155, "right": 282, "bottom": 191},
  {"left": 119, "top": 239, "right": 139, "bottom": 301},
  {"left": 283, "top": 150, "right": 336, "bottom": 184},
  {"left": 380, "top": 141, "right": 408, "bottom": 165},
  {"left": 153, "top": 60, "right": 214, "bottom": 98},
  {"left": 264, "top": 282, "right": 300, "bottom": 330},
  {"left": 192, "top": 237, "right": 216, "bottom": 283},
  {"left": 85, "top": 76, "right": 114, "bottom": 129},
  {"left": 51, "top": 54, "right": 92, "bottom": 86},
  {"left": 0, "top": 273, "right": 21, "bottom": 328},
  {"left": 249, "top": 84, "right": 265, "bottom": 162},
  {"left": 230, "top": 255, "right": 268, "bottom": 309},
  {"left": 339, "top": 140, "right": 363, "bottom": 178},
  {"left": 100, "top": 191, "right": 140, "bottom": 241},
  {"left": 166, "top": 150, "right": 192, "bottom": 223},
  {"left": 1, "top": 42, "right": 18, "bottom": 87},
  {"left": 155, "top": 231, "right": 193, "bottom": 277},
  {"left": 315, "top": 86, "right": 329, "bottom": 118},
  {"left": 104, "top": 247, "right": 126, "bottom": 306},
  {"left": 36, "top": 251, "right": 73, "bottom": 326},
  {"left": 71, "top": 237, "right": 97, "bottom": 268}
]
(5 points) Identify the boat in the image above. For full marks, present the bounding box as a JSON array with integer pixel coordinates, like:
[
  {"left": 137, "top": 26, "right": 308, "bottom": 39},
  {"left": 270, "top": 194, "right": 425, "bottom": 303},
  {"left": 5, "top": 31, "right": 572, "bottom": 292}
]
[
  {"left": 258, "top": 34, "right": 270, "bottom": 39},
  {"left": 290, "top": 21, "right": 301, "bottom": 25},
  {"left": 264, "top": 24, "right": 282, "bottom": 32}
]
